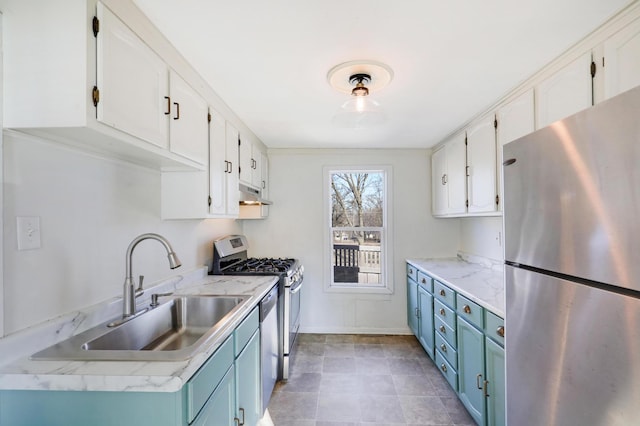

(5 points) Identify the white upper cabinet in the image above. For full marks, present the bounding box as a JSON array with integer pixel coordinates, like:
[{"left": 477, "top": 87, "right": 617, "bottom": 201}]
[
  {"left": 96, "top": 2, "right": 169, "bottom": 149},
  {"left": 2, "top": 0, "right": 205, "bottom": 170},
  {"left": 238, "top": 135, "right": 264, "bottom": 190},
  {"left": 224, "top": 122, "right": 241, "bottom": 217},
  {"left": 496, "top": 89, "right": 535, "bottom": 211},
  {"left": 603, "top": 17, "right": 640, "bottom": 100},
  {"left": 432, "top": 146, "right": 449, "bottom": 217},
  {"left": 161, "top": 110, "right": 240, "bottom": 219},
  {"left": 466, "top": 116, "right": 497, "bottom": 214},
  {"left": 535, "top": 52, "right": 593, "bottom": 128},
  {"left": 168, "top": 71, "right": 209, "bottom": 165},
  {"left": 432, "top": 132, "right": 467, "bottom": 217}
]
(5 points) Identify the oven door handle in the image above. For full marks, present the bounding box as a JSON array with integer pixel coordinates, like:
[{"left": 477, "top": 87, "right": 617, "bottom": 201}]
[{"left": 289, "top": 279, "right": 303, "bottom": 294}]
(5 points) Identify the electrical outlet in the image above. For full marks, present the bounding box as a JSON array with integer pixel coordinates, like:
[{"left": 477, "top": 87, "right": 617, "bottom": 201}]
[{"left": 17, "top": 216, "right": 41, "bottom": 250}]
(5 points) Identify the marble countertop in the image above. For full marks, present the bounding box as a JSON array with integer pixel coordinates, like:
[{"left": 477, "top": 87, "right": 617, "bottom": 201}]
[
  {"left": 0, "top": 269, "right": 278, "bottom": 393},
  {"left": 406, "top": 255, "right": 505, "bottom": 317}
]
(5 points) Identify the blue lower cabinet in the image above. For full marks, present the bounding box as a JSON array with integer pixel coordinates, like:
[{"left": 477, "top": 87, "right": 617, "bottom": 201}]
[
  {"left": 485, "top": 338, "right": 505, "bottom": 426},
  {"left": 193, "top": 366, "right": 235, "bottom": 426},
  {"left": 407, "top": 276, "right": 419, "bottom": 336},
  {"left": 417, "top": 284, "right": 434, "bottom": 359},
  {"left": 457, "top": 316, "right": 485, "bottom": 425},
  {"left": 235, "top": 330, "right": 261, "bottom": 426}
]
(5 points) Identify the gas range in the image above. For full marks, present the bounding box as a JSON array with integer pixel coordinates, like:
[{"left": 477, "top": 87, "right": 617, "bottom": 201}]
[{"left": 209, "top": 235, "right": 302, "bottom": 287}]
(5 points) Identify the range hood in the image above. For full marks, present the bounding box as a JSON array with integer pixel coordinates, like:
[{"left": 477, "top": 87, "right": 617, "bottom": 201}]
[{"left": 239, "top": 182, "right": 272, "bottom": 205}]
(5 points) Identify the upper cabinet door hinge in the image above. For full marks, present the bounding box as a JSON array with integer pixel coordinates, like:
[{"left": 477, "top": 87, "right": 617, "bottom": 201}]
[
  {"left": 92, "top": 86, "right": 100, "bottom": 107},
  {"left": 590, "top": 61, "right": 597, "bottom": 78},
  {"left": 464, "top": 135, "right": 468, "bottom": 146},
  {"left": 92, "top": 16, "right": 100, "bottom": 38},
  {"left": 207, "top": 196, "right": 212, "bottom": 207},
  {"left": 495, "top": 194, "right": 500, "bottom": 206},
  {"left": 465, "top": 199, "right": 469, "bottom": 208},
  {"left": 494, "top": 116, "right": 498, "bottom": 129},
  {"left": 207, "top": 112, "right": 212, "bottom": 123}
]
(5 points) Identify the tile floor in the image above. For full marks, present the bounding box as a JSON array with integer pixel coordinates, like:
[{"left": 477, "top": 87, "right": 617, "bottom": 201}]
[{"left": 265, "top": 334, "right": 476, "bottom": 425}]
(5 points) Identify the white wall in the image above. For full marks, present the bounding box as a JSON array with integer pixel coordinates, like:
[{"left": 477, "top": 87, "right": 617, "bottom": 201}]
[
  {"left": 243, "top": 149, "right": 460, "bottom": 334},
  {"left": 459, "top": 216, "right": 504, "bottom": 261},
  {"left": 2, "top": 131, "right": 242, "bottom": 335}
]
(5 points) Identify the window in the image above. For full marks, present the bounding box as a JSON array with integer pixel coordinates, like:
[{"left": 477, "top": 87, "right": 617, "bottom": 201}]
[{"left": 323, "top": 166, "right": 392, "bottom": 293}]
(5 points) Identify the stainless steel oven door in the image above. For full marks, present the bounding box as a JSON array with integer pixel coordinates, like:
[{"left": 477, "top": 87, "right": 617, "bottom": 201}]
[{"left": 283, "top": 277, "right": 302, "bottom": 379}]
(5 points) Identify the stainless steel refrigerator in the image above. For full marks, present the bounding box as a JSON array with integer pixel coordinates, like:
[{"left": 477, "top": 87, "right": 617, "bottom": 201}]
[{"left": 503, "top": 85, "right": 640, "bottom": 426}]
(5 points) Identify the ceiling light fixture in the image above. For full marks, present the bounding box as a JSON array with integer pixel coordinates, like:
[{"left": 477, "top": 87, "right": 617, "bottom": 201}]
[{"left": 327, "top": 60, "right": 393, "bottom": 128}]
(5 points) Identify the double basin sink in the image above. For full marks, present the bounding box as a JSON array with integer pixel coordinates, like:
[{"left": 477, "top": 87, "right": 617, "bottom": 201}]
[{"left": 32, "top": 295, "right": 249, "bottom": 361}]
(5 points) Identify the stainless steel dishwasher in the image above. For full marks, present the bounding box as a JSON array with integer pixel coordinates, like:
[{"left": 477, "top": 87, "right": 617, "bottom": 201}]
[{"left": 259, "top": 284, "right": 279, "bottom": 414}]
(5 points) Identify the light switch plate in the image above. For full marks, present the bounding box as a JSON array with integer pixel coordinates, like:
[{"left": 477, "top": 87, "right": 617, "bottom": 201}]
[{"left": 17, "top": 216, "right": 41, "bottom": 250}]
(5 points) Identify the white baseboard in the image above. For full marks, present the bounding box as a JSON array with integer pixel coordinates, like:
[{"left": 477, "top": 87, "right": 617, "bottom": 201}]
[{"left": 298, "top": 326, "right": 412, "bottom": 335}]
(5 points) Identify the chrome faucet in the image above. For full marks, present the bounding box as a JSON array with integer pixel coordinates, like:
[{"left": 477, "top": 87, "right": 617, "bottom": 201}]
[{"left": 122, "top": 233, "right": 182, "bottom": 318}]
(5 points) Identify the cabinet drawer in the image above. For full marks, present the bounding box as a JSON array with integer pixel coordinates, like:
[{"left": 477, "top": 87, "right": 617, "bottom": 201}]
[
  {"left": 406, "top": 263, "right": 418, "bottom": 281},
  {"left": 417, "top": 271, "right": 433, "bottom": 293},
  {"left": 456, "top": 294, "right": 484, "bottom": 329},
  {"left": 485, "top": 310, "right": 505, "bottom": 346},
  {"left": 435, "top": 315, "right": 457, "bottom": 349},
  {"left": 186, "top": 335, "right": 234, "bottom": 424},
  {"left": 435, "top": 332, "right": 457, "bottom": 368},
  {"left": 435, "top": 349, "right": 458, "bottom": 392},
  {"left": 235, "top": 307, "right": 259, "bottom": 356},
  {"left": 434, "top": 298, "right": 456, "bottom": 330},
  {"left": 434, "top": 280, "right": 456, "bottom": 307}
]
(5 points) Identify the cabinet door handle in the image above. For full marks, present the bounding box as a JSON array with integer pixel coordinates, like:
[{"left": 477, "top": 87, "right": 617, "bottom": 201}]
[
  {"left": 496, "top": 326, "right": 505, "bottom": 337},
  {"left": 443, "top": 174, "right": 448, "bottom": 184},
  {"left": 439, "top": 325, "right": 446, "bottom": 333},
  {"left": 409, "top": 268, "right": 413, "bottom": 274},
  {"left": 463, "top": 305, "right": 472, "bottom": 314},
  {"left": 466, "top": 165, "right": 470, "bottom": 177},
  {"left": 228, "top": 161, "right": 233, "bottom": 173},
  {"left": 439, "top": 289, "right": 446, "bottom": 297},
  {"left": 262, "top": 180, "right": 266, "bottom": 189},
  {"left": 234, "top": 418, "right": 240, "bottom": 426},
  {"left": 483, "top": 380, "right": 490, "bottom": 397},
  {"left": 173, "top": 102, "right": 180, "bottom": 120},
  {"left": 476, "top": 374, "right": 483, "bottom": 390},
  {"left": 439, "top": 308, "right": 445, "bottom": 316},
  {"left": 421, "top": 278, "right": 426, "bottom": 284},
  {"left": 440, "top": 344, "right": 447, "bottom": 352},
  {"left": 164, "top": 96, "right": 171, "bottom": 115},
  {"left": 440, "top": 363, "right": 448, "bottom": 373},
  {"left": 415, "top": 307, "right": 419, "bottom": 319},
  {"left": 238, "top": 407, "right": 245, "bottom": 425}
]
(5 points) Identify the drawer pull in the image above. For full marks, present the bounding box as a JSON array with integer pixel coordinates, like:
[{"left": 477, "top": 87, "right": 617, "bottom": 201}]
[
  {"left": 463, "top": 305, "right": 472, "bottom": 314},
  {"left": 440, "top": 344, "right": 447, "bottom": 352},
  {"left": 496, "top": 326, "right": 505, "bottom": 337},
  {"left": 439, "top": 289, "right": 446, "bottom": 297},
  {"left": 409, "top": 268, "right": 413, "bottom": 274},
  {"left": 439, "top": 325, "right": 446, "bottom": 333},
  {"left": 421, "top": 278, "right": 426, "bottom": 284},
  {"left": 440, "top": 363, "right": 448, "bottom": 373},
  {"left": 439, "top": 308, "right": 445, "bottom": 316}
]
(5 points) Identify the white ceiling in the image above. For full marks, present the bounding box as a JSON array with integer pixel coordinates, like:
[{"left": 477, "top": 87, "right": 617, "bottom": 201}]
[{"left": 133, "top": 0, "right": 631, "bottom": 149}]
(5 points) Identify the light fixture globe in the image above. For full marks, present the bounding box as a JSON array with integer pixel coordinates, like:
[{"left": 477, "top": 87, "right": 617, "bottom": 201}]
[{"left": 328, "top": 61, "right": 392, "bottom": 128}]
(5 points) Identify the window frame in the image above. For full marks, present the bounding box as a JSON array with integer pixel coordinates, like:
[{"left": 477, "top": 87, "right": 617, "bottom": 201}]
[{"left": 322, "top": 165, "right": 393, "bottom": 294}]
